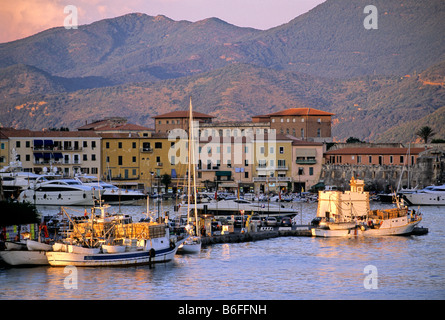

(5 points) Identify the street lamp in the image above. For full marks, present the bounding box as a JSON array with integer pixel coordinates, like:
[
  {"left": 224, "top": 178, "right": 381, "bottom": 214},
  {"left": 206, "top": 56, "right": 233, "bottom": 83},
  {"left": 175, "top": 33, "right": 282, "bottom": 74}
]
[{"left": 150, "top": 171, "right": 154, "bottom": 195}]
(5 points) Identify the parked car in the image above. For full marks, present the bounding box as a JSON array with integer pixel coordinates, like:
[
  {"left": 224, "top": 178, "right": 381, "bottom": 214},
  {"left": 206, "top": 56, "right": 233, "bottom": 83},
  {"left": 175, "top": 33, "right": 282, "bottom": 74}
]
[
  {"left": 250, "top": 215, "right": 262, "bottom": 225},
  {"left": 265, "top": 217, "right": 277, "bottom": 226},
  {"left": 234, "top": 216, "right": 246, "bottom": 227},
  {"left": 280, "top": 217, "right": 292, "bottom": 227}
]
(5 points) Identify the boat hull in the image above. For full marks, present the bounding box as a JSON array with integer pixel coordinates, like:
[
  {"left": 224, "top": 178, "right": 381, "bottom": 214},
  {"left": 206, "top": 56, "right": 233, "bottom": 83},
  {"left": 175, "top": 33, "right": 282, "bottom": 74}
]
[
  {"left": 19, "top": 189, "right": 98, "bottom": 206},
  {"left": 46, "top": 244, "right": 180, "bottom": 267},
  {"left": 403, "top": 193, "right": 445, "bottom": 206},
  {"left": 312, "top": 219, "right": 421, "bottom": 237},
  {"left": 178, "top": 237, "right": 202, "bottom": 253},
  {"left": 26, "top": 240, "right": 53, "bottom": 251},
  {"left": 0, "top": 250, "right": 49, "bottom": 266}
]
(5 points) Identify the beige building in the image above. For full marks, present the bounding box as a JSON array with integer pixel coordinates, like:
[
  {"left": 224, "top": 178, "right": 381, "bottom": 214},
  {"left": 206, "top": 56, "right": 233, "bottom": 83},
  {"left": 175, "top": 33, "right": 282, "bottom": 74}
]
[
  {"left": 291, "top": 139, "right": 325, "bottom": 192},
  {"left": 0, "top": 128, "right": 101, "bottom": 176},
  {"left": 252, "top": 108, "right": 334, "bottom": 142}
]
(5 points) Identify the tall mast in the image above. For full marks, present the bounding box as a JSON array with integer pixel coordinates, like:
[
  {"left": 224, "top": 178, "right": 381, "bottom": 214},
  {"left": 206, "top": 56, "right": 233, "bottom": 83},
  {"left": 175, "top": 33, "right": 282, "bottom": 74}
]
[{"left": 189, "top": 97, "right": 200, "bottom": 237}]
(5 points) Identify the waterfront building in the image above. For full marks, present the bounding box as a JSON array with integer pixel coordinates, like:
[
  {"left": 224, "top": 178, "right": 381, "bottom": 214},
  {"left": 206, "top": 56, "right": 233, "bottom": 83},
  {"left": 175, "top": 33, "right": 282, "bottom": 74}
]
[
  {"left": 153, "top": 110, "right": 214, "bottom": 133},
  {"left": 291, "top": 139, "right": 325, "bottom": 192},
  {"left": 324, "top": 147, "right": 426, "bottom": 166},
  {"left": 252, "top": 108, "right": 334, "bottom": 142},
  {"left": 0, "top": 128, "right": 101, "bottom": 177},
  {"left": 252, "top": 134, "right": 294, "bottom": 193}
]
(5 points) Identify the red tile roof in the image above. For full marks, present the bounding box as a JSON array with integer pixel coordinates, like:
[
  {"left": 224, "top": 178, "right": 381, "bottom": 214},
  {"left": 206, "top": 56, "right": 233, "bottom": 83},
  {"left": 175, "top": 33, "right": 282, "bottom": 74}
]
[
  {"left": 254, "top": 108, "right": 335, "bottom": 118},
  {"left": 324, "top": 147, "right": 427, "bottom": 155}
]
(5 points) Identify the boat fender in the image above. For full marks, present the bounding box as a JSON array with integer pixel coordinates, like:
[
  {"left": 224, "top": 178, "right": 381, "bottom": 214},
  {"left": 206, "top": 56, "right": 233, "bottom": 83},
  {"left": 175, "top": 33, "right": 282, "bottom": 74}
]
[
  {"left": 43, "top": 194, "right": 47, "bottom": 199},
  {"left": 149, "top": 248, "right": 156, "bottom": 258},
  {"left": 170, "top": 241, "right": 175, "bottom": 249},
  {"left": 83, "top": 193, "right": 86, "bottom": 199}
]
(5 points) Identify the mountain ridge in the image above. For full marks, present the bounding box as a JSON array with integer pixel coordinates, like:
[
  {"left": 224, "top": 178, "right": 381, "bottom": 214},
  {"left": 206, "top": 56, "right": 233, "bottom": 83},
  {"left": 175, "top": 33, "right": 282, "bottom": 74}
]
[{"left": 0, "top": 0, "right": 444, "bottom": 142}]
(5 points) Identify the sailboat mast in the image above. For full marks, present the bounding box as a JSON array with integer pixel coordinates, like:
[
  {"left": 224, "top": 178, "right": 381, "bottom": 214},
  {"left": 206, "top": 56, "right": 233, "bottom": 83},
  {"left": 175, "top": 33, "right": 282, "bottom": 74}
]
[{"left": 189, "top": 97, "right": 200, "bottom": 237}]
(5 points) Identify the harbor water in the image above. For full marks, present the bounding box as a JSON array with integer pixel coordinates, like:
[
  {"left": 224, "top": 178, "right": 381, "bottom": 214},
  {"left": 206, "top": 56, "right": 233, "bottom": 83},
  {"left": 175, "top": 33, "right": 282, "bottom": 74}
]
[{"left": 1, "top": 201, "right": 444, "bottom": 300}]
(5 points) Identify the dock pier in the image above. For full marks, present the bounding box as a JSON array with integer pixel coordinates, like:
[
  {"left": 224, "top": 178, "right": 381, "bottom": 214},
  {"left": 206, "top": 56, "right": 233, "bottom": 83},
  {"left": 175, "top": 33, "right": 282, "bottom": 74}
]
[
  {"left": 199, "top": 225, "right": 428, "bottom": 246},
  {"left": 200, "top": 226, "right": 313, "bottom": 246}
]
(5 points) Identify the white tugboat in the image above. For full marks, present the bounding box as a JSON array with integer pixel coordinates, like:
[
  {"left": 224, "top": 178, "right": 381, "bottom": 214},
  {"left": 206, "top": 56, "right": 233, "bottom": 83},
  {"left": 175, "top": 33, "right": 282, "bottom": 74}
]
[{"left": 311, "top": 177, "right": 422, "bottom": 237}]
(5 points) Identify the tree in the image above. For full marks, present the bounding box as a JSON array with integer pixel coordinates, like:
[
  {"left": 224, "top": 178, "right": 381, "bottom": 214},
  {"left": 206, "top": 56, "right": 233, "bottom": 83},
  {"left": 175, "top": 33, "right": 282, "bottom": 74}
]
[
  {"left": 416, "top": 126, "right": 435, "bottom": 143},
  {"left": 160, "top": 173, "right": 171, "bottom": 191}
]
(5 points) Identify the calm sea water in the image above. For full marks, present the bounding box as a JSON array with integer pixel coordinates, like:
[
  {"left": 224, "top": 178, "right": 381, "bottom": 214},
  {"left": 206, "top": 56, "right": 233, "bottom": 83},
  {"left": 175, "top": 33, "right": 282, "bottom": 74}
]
[{"left": 1, "top": 201, "right": 444, "bottom": 300}]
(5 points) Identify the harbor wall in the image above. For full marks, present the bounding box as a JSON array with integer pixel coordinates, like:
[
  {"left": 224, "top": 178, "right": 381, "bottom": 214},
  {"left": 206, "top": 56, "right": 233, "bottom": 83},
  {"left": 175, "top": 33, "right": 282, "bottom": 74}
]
[{"left": 320, "top": 147, "right": 445, "bottom": 192}]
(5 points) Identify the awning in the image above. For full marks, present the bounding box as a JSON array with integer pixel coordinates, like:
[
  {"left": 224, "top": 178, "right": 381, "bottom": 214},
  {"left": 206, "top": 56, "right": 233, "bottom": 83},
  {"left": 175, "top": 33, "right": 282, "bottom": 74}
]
[
  {"left": 295, "top": 148, "right": 316, "bottom": 157},
  {"left": 43, "top": 153, "right": 52, "bottom": 159},
  {"left": 33, "top": 140, "right": 43, "bottom": 147},
  {"left": 44, "top": 140, "right": 54, "bottom": 147},
  {"left": 53, "top": 153, "right": 63, "bottom": 159},
  {"left": 33, "top": 153, "right": 43, "bottom": 158},
  {"left": 216, "top": 171, "right": 232, "bottom": 177}
]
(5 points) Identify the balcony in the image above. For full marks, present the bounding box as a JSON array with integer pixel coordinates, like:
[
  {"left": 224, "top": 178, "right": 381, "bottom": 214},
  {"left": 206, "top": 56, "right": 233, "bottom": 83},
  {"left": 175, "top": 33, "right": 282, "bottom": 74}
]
[
  {"left": 140, "top": 147, "right": 153, "bottom": 153},
  {"left": 295, "top": 159, "right": 317, "bottom": 165},
  {"left": 253, "top": 176, "right": 292, "bottom": 182}
]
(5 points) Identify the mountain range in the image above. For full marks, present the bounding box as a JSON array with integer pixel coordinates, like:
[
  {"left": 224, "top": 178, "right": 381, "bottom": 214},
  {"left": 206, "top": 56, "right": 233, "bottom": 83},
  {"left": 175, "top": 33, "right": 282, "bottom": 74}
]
[{"left": 0, "top": 0, "right": 444, "bottom": 142}]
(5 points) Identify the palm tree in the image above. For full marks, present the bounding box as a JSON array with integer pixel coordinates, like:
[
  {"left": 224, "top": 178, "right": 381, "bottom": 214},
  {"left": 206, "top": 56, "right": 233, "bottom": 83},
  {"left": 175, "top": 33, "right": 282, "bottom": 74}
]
[{"left": 416, "top": 126, "right": 435, "bottom": 143}]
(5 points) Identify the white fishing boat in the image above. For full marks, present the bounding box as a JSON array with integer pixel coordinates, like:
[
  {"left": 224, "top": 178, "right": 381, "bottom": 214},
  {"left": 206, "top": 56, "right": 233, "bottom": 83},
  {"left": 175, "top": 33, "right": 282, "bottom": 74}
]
[
  {"left": 45, "top": 204, "right": 184, "bottom": 267},
  {"left": 26, "top": 239, "right": 52, "bottom": 251},
  {"left": 18, "top": 179, "right": 103, "bottom": 206},
  {"left": 0, "top": 239, "right": 51, "bottom": 266},
  {"left": 4, "top": 240, "right": 27, "bottom": 251},
  {"left": 402, "top": 184, "right": 445, "bottom": 206},
  {"left": 179, "top": 236, "right": 202, "bottom": 253},
  {"left": 0, "top": 250, "right": 48, "bottom": 266},
  {"left": 311, "top": 177, "right": 422, "bottom": 237}
]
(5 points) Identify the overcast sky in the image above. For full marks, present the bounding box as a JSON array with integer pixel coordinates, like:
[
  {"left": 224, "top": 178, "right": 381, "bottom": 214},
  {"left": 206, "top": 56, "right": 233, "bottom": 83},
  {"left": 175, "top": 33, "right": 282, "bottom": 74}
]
[{"left": 0, "top": 0, "right": 325, "bottom": 43}]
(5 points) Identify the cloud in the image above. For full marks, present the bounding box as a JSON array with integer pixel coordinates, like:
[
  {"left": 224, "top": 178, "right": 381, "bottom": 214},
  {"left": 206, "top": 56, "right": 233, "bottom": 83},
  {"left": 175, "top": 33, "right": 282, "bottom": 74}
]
[{"left": 0, "top": 0, "right": 65, "bottom": 43}]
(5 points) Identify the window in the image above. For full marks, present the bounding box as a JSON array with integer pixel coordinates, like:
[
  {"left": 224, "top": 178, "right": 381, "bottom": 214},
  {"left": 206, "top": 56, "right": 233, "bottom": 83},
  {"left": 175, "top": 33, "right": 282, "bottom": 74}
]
[
  {"left": 118, "top": 156, "right": 123, "bottom": 166},
  {"left": 279, "top": 147, "right": 284, "bottom": 154},
  {"left": 317, "top": 128, "right": 321, "bottom": 137},
  {"left": 83, "top": 141, "right": 88, "bottom": 148},
  {"left": 106, "top": 142, "right": 110, "bottom": 149},
  {"left": 132, "top": 156, "right": 136, "bottom": 163},
  {"left": 118, "top": 142, "right": 122, "bottom": 149},
  {"left": 92, "top": 141, "right": 96, "bottom": 149},
  {"left": 309, "top": 167, "right": 314, "bottom": 176},
  {"left": 142, "top": 142, "right": 151, "bottom": 151},
  {"left": 244, "top": 171, "right": 249, "bottom": 179},
  {"left": 301, "top": 129, "right": 304, "bottom": 138},
  {"left": 400, "top": 155, "right": 404, "bottom": 164},
  {"left": 155, "top": 142, "right": 162, "bottom": 149},
  {"left": 244, "top": 159, "right": 249, "bottom": 166},
  {"left": 92, "top": 154, "right": 96, "bottom": 161},
  {"left": 16, "top": 141, "right": 20, "bottom": 148},
  {"left": 83, "top": 154, "right": 88, "bottom": 161},
  {"left": 26, "top": 141, "right": 30, "bottom": 148},
  {"left": 132, "top": 142, "right": 136, "bottom": 148},
  {"left": 25, "top": 154, "right": 30, "bottom": 161},
  {"left": 269, "top": 147, "right": 274, "bottom": 154},
  {"left": 369, "top": 156, "right": 372, "bottom": 164}
]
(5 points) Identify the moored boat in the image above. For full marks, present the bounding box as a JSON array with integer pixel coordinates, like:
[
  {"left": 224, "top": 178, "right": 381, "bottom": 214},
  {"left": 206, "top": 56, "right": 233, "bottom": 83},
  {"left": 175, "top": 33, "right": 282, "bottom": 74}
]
[
  {"left": 45, "top": 203, "right": 184, "bottom": 267},
  {"left": 311, "top": 177, "right": 422, "bottom": 238}
]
